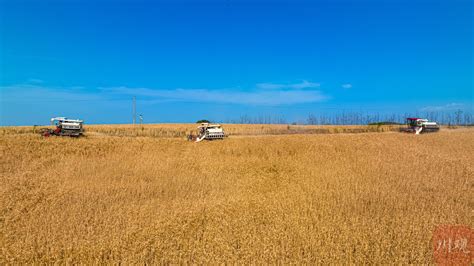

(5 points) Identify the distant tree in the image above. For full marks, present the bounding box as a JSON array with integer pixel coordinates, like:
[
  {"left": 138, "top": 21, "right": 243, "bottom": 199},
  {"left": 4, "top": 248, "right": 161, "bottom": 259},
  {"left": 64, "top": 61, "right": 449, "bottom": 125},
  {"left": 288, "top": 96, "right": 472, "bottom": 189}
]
[
  {"left": 196, "top": 119, "right": 210, "bottom": 123},
  {"left": 454, "top": 109, "right": 463, "bottom": 125},
  {"left": 368, "top": 121, "right": 402, "bottom": 126},
  {"left": 307, "top": 114, "right": 318, "bottom": 125}
]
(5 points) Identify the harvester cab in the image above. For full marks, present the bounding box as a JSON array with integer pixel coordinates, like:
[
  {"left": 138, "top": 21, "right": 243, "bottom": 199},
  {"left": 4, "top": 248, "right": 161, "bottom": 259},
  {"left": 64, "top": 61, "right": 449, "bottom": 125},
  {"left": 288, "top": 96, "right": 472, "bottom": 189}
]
[
  {"left": 192, "top": 123, "right": 226, "bottom": 142},
  {"left": 402, "top": 118, "right": 439, "bottom": 134},
  {"left": 40, "top": 117, "right": 84, "bottom": 137}
]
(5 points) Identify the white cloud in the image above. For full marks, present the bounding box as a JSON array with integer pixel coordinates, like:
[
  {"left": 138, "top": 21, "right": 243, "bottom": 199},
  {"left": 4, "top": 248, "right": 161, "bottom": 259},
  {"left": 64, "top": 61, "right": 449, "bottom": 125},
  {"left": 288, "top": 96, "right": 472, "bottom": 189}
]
[
  {"left": 27, "top": 78, "right": 44, "bottom": 84},
  {"left": 256, "top": 80, "right": 320, "bottom": 90},
  {"left": 103, "top": 86, "right": 327, "bottom": 105},
  {"left": 1, "top": 81, "right": 328, "bottom": 106},
  {"left": 342, "top": 83, "right": 352, "bottom": 89},
  {"left": 0, "top": 84, "right": 101, "bottom": 102},
  {"left": 420, "top": 103, "right": 465, "bottom": 112}
]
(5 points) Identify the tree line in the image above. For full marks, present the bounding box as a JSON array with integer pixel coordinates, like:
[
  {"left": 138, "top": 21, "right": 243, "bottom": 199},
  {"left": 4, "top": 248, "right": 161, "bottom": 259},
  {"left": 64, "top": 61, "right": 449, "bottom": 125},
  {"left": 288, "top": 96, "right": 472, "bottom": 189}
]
[{"left": 223, "top": 110, "right": 473, "bottom": 125}]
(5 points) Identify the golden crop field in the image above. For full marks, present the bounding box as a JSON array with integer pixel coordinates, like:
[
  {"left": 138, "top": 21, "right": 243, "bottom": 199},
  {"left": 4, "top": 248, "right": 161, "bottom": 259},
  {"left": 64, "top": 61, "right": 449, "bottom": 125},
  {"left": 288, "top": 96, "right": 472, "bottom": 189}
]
[{"left": 1, "top": 125, "right": 472, "bottom": 264}]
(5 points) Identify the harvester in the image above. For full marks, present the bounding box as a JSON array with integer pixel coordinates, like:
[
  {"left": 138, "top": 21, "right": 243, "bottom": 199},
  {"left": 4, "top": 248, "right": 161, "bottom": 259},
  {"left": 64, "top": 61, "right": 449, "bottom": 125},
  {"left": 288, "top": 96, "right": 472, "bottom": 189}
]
[
  {"left": 39, "top": 117, "right": 84, "bottom": 137},
  {"left": 400, "top": 118, "right": 440, "bottom": 134},
  {"left": 189, "top": 123, "right": 226, "bottom": 142}
]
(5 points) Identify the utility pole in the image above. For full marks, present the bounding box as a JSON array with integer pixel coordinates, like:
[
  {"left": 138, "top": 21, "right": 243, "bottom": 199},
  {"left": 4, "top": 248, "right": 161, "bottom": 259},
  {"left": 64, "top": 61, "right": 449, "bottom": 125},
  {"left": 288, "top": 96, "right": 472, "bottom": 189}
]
[{"left": 132, "top": 96, "right": 136, "bottom": 125}]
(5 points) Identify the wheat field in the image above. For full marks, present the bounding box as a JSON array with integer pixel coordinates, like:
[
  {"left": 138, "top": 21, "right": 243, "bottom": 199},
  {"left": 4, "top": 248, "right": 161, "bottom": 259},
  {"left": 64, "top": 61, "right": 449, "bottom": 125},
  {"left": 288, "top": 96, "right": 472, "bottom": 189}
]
[
  {"left": 1, "top": 123, "right": 401, "bottom": 138},
  {"left": 0, "top": 125, "right": 472, "bottom": 263}
]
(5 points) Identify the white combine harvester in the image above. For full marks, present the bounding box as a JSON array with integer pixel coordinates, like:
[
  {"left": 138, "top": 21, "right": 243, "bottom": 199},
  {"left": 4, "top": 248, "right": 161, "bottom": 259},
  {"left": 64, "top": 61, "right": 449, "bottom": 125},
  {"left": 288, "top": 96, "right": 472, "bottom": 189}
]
[
  {"left": 39, "top": 117, "right": 84, "bottom": 137},
  {"left": 401, "top": 118, "right": 440, "bottom": 134},
  {"left": 190, "top": 123, "right": 226, "bottom": 142}
]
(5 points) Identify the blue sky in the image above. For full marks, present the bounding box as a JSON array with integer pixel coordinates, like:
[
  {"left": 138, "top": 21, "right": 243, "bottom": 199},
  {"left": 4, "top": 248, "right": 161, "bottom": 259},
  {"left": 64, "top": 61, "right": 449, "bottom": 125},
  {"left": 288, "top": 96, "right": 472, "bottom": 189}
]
[{"left": 0, "top": 0, "right": 472, "bottom": 125}]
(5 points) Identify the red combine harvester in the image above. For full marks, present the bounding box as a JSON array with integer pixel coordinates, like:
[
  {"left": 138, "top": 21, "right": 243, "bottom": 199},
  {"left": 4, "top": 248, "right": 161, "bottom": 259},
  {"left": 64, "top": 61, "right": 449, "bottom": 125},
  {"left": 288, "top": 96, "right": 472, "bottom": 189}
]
[
  {"left": 39, "top": 117, "right": 84, "bottom": 137},
  {"left": 400, "top": 118, "right": 440, "bottom": 134}
]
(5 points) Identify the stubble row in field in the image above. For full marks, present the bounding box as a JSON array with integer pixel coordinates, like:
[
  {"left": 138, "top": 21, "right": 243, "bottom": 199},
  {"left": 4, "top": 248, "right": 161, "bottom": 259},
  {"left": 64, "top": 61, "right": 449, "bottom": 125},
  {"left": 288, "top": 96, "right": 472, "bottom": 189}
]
[{"left": 0, "top": 123, "right": 403, "bottom": 138}]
